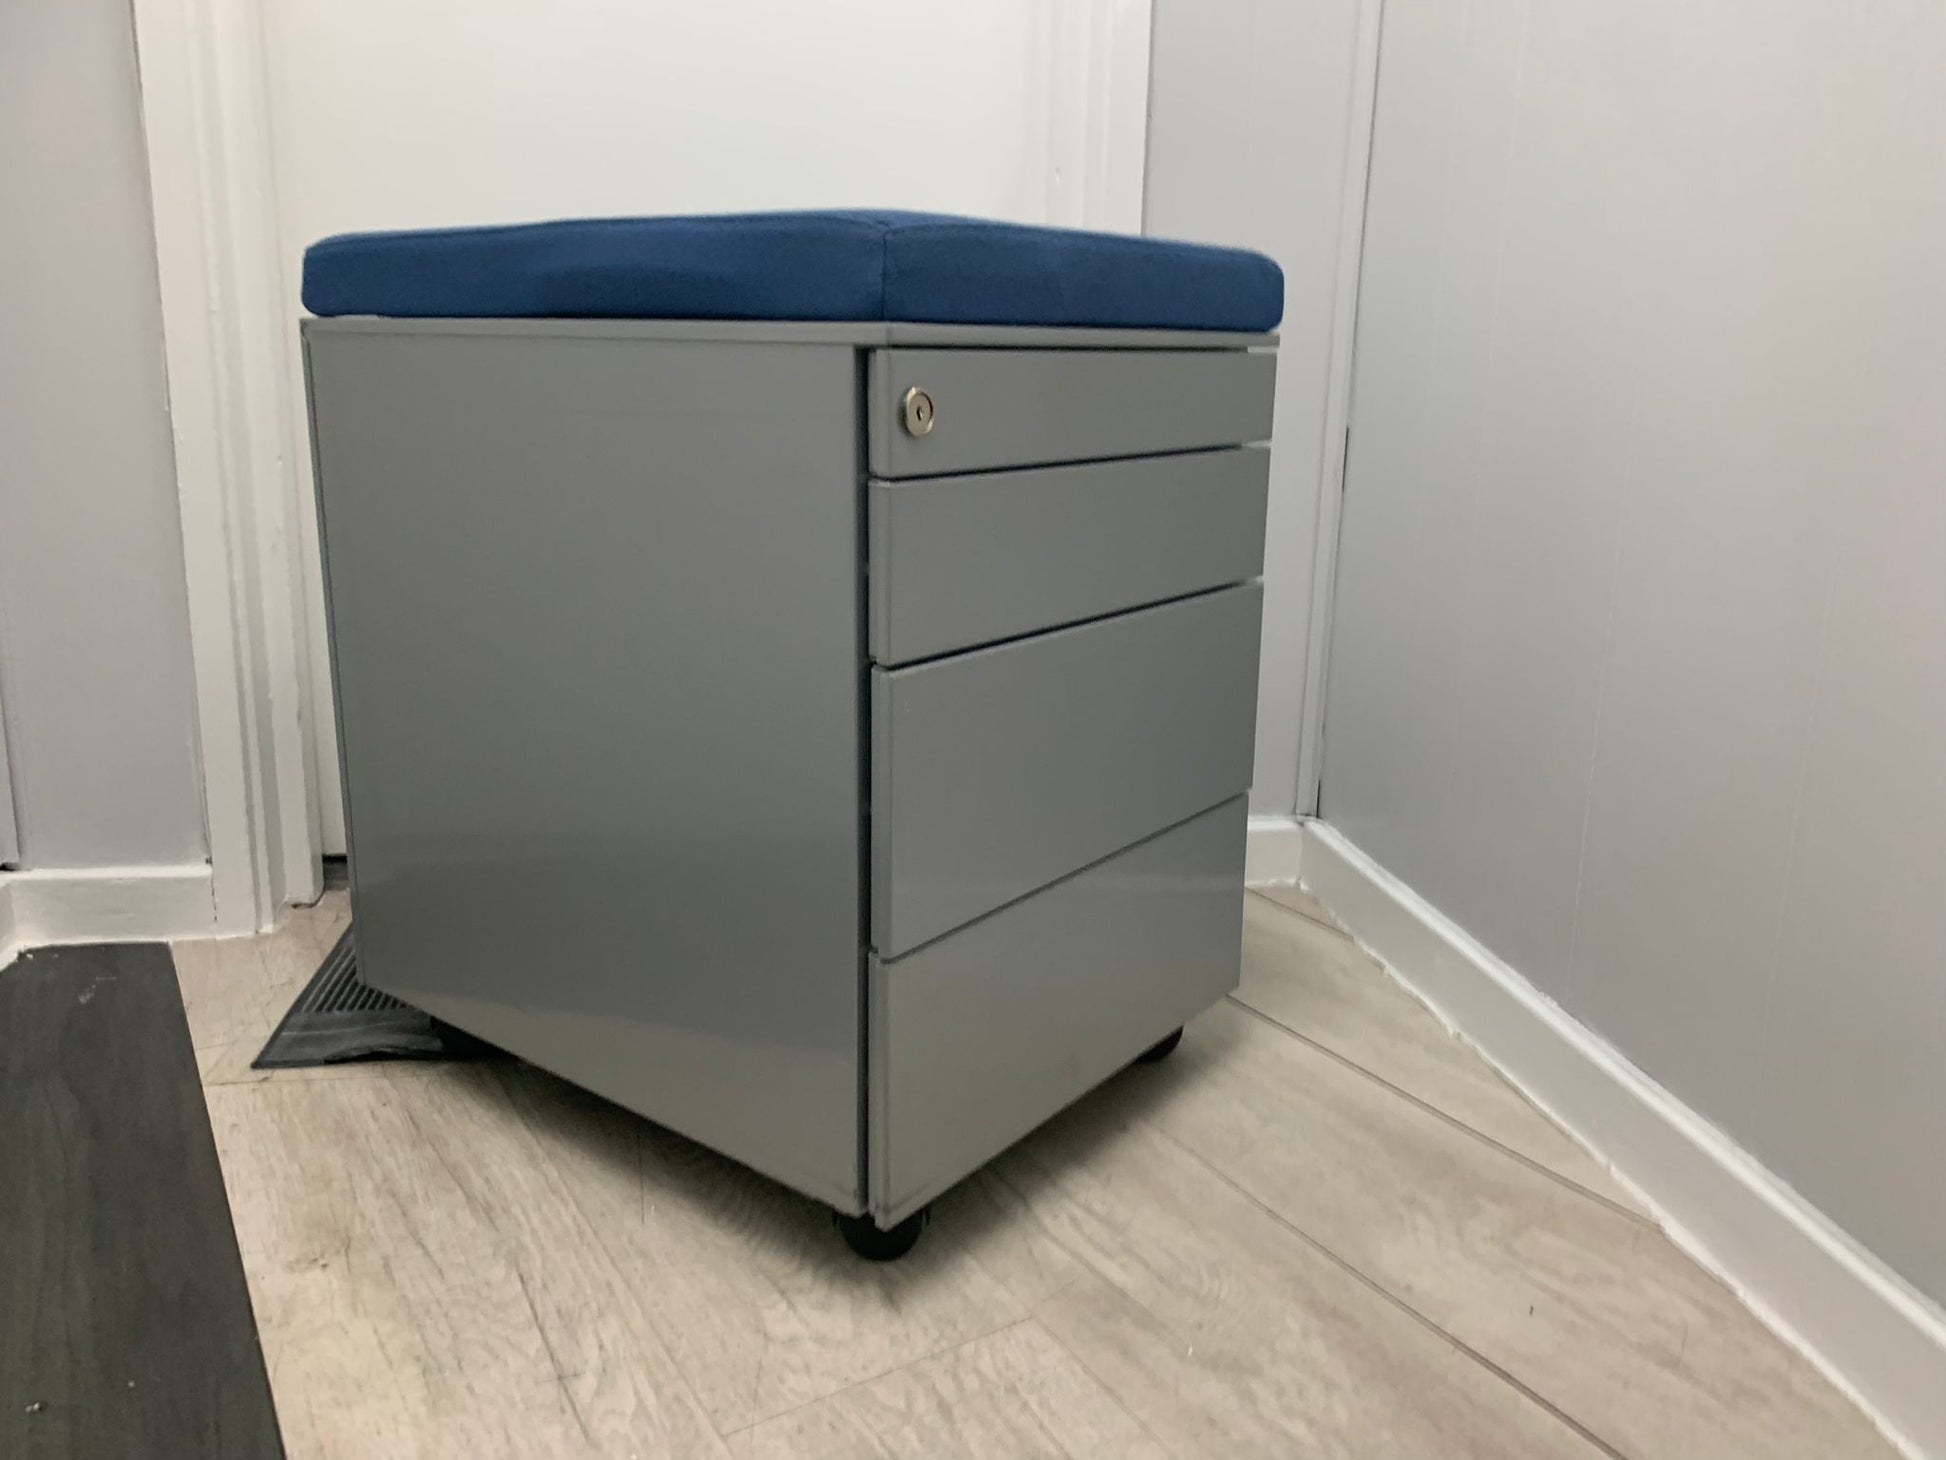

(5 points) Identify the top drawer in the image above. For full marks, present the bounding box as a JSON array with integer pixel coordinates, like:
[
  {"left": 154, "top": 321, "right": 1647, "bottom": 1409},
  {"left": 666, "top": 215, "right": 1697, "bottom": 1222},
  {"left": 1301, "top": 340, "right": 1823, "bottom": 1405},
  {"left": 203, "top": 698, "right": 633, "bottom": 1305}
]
[{"left": 868, "top": 347, "right": 1276, "bottom": 478}]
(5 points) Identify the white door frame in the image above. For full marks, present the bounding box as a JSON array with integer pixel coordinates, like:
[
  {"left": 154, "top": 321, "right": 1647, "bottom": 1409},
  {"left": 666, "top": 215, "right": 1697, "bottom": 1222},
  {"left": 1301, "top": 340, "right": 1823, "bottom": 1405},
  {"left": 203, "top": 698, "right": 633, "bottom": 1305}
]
[
  {"left": 1295, "top": 0, "right": 1386, "bottom": 816},
  {"left": 126, "top": 0, "right": 1152, "bottom": 934},
  {"left": 1045, "top": 0, "right": 1154, "bottom": 233},
  {"left": 131, "top": 0, "right": 323, "bottom": 932},
  {"left": 0, "top": 667, "right": 19, "bottom": 870}
]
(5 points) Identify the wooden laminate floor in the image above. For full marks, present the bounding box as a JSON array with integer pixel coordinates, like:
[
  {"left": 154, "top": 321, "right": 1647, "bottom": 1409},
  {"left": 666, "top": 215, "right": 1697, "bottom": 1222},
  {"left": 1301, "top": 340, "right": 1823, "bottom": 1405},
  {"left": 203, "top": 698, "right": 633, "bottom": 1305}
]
[{"left": 171, "top": 889, "right": 1899, "bottom": 1459}]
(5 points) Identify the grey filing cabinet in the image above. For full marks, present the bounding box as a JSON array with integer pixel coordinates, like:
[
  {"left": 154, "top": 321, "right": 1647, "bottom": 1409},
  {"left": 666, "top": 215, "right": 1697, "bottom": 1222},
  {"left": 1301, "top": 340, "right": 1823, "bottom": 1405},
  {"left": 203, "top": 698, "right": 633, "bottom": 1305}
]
[{"left": 305, "top": 316, "right": 1273, "bottom": 1258}]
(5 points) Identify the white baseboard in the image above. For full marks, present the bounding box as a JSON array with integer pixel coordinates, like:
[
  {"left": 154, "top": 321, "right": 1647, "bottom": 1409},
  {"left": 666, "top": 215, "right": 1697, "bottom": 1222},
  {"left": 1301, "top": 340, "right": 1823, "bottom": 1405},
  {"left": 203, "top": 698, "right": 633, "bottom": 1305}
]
[
  {"left": 0, "top": 864, "right": 218, "bottom": 962},
  {"left": 0, "top": 876, "right": 17, "bottom": 969},
  {"left": 1298, "top": 821, "right": 1945, "bottom": 1460},
  {"left": 1245, "top": 814, "right": 1305, "bottom": 887}
]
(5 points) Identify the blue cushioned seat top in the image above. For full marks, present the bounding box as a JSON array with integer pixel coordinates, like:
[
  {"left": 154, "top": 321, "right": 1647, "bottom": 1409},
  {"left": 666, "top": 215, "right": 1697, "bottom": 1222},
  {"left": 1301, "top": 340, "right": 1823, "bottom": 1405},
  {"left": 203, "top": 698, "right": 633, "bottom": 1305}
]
[{"left": 302, "top": 210, "right": 1282, "bottom": 333}]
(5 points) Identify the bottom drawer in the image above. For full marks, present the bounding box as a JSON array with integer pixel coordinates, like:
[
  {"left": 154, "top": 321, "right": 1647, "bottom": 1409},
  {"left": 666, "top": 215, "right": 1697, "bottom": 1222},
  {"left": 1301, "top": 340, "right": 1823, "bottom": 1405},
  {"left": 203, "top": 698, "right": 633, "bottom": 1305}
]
[{"left": 868, "top": 795, "right": 1247, "bottom": 1223}]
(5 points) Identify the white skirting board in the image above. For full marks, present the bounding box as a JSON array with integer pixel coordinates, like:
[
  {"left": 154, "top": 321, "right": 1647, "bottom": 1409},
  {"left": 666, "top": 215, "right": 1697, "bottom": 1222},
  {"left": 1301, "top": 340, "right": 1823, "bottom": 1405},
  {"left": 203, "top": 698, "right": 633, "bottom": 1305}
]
[
  {"left": 1245, "top": 814, "right": 1305, "bottom": 888},
  {"left": 1300, "top": 820, "right": 1946, "bottom": 1460},
  {"left": 0, "top": 864, "right": 218, "bottom": 967},
  {"left": 0, "top": 876, "right": 17, "bottom": 969}
]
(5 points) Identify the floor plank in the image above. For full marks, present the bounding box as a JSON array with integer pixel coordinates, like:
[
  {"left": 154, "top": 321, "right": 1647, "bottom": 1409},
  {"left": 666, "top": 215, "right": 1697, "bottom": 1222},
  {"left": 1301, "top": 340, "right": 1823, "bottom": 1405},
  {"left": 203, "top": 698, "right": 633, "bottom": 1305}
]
[
  {"left": 1252, "top": 884, "right": 1343, "bottom": 931},
  {"left": 1141, "top": 1000, "right": 1898, "bottom": 1459},
  {"left": 1237, "top": 895, "right": 1641, "bottom": 1207},
  {"left": 205, "top": 1066, "right": 728, "bottom": 1459},
  {"left": 727, "top": 1321, "right": 1169, "bottom": 1460},
  {"left": 499, "top": 1067, "right": 1028, "bottom": 1437},
  {"left": 0, "top": 944, "right": 283, "bottom": 1459},
  {"left": 965, "top": 1089, "right": 1612, "bottom": 1460}
]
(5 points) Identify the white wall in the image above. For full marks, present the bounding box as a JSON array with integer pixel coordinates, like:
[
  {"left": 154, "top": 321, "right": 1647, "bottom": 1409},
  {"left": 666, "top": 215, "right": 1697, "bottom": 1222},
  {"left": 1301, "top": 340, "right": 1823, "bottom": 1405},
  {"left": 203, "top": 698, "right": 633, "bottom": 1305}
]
[
  {"left": 1143, "top": 0, "right": 1372, "bottom": 816},
  {"left": 1324, "top": 0, "right": 1946, "bottom": 1308},
  {"left": 258, "top": 0, "right": 1150, "bottom": 851},
  {"left": 0, "top": 0, "right": 206, "bottom": 871}
]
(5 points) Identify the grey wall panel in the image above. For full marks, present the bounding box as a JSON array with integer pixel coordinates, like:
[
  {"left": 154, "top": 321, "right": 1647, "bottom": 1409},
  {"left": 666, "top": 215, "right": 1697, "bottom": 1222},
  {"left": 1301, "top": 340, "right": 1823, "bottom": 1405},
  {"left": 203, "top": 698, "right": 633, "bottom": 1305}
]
[
  {"left": 868, "top": 348, "right": 1275, "bottom": 478},
  {"left": 1752, "top": 500, "right": 1946, "bottom": 1302},
  {"left": 305, "top": 329, "right": 865, "bottom": 1211},
  {"left": 873, "top": 583, "right": 1262, "bottom": 956},
  {"left": 869, "top": 447, "right": 1269, "bottom": 665},
  {"left": 870, "top": 796, "right": 1247, "bottom": 1223},
  {"left": 1325, "top": 0, "right": 1946, "bottom": 1305},
  {"left": 0, "top": 0, "right": 205, "bottom": 869}
]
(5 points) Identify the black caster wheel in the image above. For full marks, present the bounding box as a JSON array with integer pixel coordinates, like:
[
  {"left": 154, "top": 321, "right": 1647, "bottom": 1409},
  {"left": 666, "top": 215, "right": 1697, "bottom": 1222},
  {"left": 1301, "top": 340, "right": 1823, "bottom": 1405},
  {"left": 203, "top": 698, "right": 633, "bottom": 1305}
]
[
  {"left": 1135, "top": 1026, "right": 1184, "bottom": 1064},
  {"left": 835, "top": 1207, "right": 928, "bottom": 1262}
]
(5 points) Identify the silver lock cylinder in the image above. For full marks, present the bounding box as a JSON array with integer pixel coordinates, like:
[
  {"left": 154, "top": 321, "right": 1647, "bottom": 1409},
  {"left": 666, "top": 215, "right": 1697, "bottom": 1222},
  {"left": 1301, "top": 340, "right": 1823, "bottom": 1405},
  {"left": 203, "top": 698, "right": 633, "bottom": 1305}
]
[{"left": 900, "top": 386, "right": 936, "bottom": 437}]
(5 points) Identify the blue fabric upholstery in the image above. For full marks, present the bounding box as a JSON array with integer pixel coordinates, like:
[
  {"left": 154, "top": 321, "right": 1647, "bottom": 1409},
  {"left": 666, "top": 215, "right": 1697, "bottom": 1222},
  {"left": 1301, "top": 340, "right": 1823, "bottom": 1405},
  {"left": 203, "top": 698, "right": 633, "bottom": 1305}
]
[{"left": 302, "top": 211, "right": 1282, "bottom": 332}]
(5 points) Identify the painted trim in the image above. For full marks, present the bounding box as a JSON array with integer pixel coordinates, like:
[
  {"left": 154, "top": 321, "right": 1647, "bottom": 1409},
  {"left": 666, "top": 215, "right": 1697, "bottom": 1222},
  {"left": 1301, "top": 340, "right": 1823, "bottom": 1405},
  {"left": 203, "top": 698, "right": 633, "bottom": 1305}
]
[
  {"left": 1295, "top": 0, "right": 1386, "bottom": 817},
  {"left": 1300, "top": 819, "right": 1945, "bottom": 1460},
  {"left": 1245, "top": 814, "right": 1305, "bottom": 888},
  {"left": 0, "top": 675, "right": 18, "bottom": 869},
  {"left": 0, "top": 876, "right": 17, "bottom": 969},
  {"left": 0, "top": 865, "right": 219, "bottom": 954},
  {"left": 1045, "top": 0, "right": 1154, "bottom": 233},
  {"left": 130, "top": 0, "right": 323, "bottom": 933}
]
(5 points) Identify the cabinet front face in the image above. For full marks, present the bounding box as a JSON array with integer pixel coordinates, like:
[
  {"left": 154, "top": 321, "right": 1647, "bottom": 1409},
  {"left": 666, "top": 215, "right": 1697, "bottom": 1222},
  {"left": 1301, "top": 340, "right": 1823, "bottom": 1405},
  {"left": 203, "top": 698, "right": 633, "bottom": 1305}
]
[{"left": 307, "top": 328, "right": 868, "bottom": 1211}]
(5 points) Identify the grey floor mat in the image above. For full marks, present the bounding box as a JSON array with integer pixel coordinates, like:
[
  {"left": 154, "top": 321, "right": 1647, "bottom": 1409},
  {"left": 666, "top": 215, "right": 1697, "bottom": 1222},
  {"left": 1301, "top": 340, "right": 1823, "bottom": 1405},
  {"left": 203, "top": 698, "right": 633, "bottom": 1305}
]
[{"left": 253, "top": 926, "right": 496, "bottom": 1068}]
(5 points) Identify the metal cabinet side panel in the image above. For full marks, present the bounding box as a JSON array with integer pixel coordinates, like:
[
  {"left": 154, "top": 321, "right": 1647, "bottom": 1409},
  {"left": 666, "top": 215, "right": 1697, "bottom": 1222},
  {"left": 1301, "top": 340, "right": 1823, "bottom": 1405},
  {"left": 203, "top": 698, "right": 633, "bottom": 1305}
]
[
  {"left": 868, "top": 447, "right": 1270, "bottom": 664},
  {"left": 869, "top": 347, "right": 1276, "bottom": 477},
  {"left": 870, "top": 795, "right": 1249, "bottom": 1222},
  {"left": 304, "top": 329, "right": 865, "bottom": 1210},
  {"left": 872, "top": 583, "right": 1264, "bottom": 956}
]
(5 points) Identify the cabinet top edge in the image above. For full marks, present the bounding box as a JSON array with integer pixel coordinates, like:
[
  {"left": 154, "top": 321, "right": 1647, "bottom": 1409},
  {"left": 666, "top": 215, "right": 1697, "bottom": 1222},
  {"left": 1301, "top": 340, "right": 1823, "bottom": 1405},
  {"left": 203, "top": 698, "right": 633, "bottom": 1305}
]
[{"left": 300, "top": 316, "right": 1277, "bottom": 351}]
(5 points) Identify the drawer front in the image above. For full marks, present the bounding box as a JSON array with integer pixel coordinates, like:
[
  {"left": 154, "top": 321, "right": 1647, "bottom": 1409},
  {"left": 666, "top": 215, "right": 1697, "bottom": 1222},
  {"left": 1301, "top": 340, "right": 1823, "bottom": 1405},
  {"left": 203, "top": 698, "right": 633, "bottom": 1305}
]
[
  {"left": 869, "top": 447, "right": 1269, "bottom": 665},
  {"left": 868, "top": 347, "right": 1276, "bottom": 478},
  {"left": 869, "top": 796, "right": 1247, "bottom": 1222},
  {"left": 871, "top": 583, "right": 1262, "bottom": 956}
]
